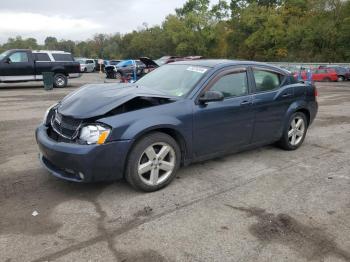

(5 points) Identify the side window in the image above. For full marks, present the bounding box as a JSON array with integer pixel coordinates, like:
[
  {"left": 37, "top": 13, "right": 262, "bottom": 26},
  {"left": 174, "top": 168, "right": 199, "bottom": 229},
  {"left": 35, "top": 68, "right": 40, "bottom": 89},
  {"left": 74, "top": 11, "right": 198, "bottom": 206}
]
[
  {"left": 253, "top": 69, "right": 281, "bottom": 92},
  {"left": 210, "top": 72, "right": 248, "bottom": 98},
  {"left": 52, "top": 53, "right": 74, "bottom": 61},
  {"left": 87, "top": 60, "right": 94, "bottom": 64},
  {"left": 8, "top": 52, "right": 29, "bottom": 63},
  {"left": 35, "top": 53, "right": 51, "bottom": 61}
]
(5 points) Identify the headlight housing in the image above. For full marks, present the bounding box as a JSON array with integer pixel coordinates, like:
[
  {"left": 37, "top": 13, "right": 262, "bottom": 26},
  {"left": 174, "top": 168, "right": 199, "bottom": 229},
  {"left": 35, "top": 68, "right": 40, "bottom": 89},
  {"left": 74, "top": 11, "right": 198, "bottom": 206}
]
[
  {"left": 43, "top": 103, "right": 58, "bottom": 125},
  {"left": 79, "top": 124, "right": 111, "bottom": 145}
]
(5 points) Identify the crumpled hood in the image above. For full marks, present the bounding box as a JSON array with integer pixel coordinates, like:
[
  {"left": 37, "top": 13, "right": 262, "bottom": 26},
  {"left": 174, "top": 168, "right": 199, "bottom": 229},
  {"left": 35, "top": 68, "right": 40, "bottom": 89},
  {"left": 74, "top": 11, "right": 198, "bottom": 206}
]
[{"left": 57, "top": 83, "right": 173, "bottom": 119}]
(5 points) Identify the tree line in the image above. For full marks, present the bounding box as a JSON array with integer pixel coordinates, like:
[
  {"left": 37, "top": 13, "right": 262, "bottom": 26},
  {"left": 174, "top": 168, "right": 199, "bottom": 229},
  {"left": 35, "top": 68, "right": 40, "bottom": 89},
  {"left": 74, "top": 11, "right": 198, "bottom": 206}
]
[{"left": 0, "top": 0, "right": 349, "bottom": 62}]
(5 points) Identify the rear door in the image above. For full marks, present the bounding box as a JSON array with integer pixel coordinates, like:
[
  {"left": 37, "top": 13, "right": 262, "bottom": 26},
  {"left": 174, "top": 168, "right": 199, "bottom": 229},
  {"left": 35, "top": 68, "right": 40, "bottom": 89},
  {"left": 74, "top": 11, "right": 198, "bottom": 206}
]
[
  {"left": 250, "top": 66, "right": 294, "bottom": 143},
  {"left": 1, "top": 51, "right": 34, "bottom": 81},
  {"left": 33, "top": 52, "right": 52, "bottom": 77},
  {"left": 193, "top": 67, "right": 255, "bottom": 157}
]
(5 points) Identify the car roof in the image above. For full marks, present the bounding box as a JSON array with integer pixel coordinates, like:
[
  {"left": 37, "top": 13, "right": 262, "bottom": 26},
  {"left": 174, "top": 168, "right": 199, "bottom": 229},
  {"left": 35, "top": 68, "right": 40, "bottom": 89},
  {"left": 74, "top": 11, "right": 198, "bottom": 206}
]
[
  {"left": 33, "top": 50, "right": 71, "bottom": 54},
  {"left": 170, "top": 59, "right": 290, "bottom": 74}
]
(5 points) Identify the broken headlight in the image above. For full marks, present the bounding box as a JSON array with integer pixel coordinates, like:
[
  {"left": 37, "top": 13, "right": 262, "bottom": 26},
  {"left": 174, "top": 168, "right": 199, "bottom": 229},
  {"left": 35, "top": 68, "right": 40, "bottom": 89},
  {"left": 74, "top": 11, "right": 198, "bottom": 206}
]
[
  {"left": 43, "top": 103, "right": 58, "bottom": 125},
  {"left": 79, "top": 124, "right": 111, "bottom": 145}
]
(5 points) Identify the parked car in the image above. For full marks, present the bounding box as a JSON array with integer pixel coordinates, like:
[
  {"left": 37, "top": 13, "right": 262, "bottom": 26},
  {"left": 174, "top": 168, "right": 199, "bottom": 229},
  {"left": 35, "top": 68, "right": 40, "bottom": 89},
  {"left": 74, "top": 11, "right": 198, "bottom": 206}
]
[
  {"left": 110, "top": 60, "right": 122, "bottom": 65},
  {"left": 322, "top": 66, "right": 350, "bottom": 81},
  {"left": 75, "top": 58, "right": 96, "bottom": 73},
  {"left": 105, "top": 59, "right": 155, "bottom": 80},
  {"left": 294, "top": 68, "right": 338, "bottom": 82},
  {"left": 36, "top": 60, "right": 318, "bottom": 191},
  {"left": 155, "top": 56, "right": 203, "bottom": 66},
  {"left": 0, "top": 49, "right": 81, "bottom": 87},
  {"left": 155, "top": 56, "right": 183, "bottom": 66}
]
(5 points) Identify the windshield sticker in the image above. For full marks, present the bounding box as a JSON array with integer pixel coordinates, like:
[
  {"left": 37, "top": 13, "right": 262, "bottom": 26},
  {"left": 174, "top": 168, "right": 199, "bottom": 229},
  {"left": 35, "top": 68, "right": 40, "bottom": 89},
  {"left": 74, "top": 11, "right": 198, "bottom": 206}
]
[{"left": 186, "top": 66, "right": 208, "bottom": 74}]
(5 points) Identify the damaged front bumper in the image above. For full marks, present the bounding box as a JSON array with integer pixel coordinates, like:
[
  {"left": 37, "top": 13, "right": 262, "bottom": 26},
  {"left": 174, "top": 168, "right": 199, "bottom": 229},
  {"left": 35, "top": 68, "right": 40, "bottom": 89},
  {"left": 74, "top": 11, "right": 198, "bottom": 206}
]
[{"left": 36, "top": 125, "right": 132, "bottom": 182}]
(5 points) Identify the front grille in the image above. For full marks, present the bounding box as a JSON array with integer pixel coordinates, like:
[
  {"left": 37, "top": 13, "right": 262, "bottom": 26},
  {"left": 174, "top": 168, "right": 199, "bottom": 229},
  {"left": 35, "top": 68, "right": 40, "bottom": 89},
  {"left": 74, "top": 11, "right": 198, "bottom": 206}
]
[{"left": 51, "top": 110, "right": 82, "bottom": 140}]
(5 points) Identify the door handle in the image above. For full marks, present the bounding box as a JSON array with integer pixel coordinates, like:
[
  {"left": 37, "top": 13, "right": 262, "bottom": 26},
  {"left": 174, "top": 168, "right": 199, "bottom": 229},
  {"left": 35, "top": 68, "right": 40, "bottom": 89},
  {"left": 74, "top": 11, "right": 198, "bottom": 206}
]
[
  {"left": 282, "top": 93, "right": 293, "bottom": 98},
  {"left": 240, "top": 100, "right": 251, "bottom": 106}
]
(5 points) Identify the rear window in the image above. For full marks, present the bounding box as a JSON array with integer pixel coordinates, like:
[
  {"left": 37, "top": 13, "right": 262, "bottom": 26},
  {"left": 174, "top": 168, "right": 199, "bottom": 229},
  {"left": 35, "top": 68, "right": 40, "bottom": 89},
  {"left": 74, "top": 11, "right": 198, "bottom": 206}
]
[
  {"left": 52, "top": 53, "right": 74, "bottom": 61},
  {"left": 253, "top": 69, "right": 281, "bottom": 92},
  {"left": 35, "top": 53, "right": 51, "bottom": 61}
]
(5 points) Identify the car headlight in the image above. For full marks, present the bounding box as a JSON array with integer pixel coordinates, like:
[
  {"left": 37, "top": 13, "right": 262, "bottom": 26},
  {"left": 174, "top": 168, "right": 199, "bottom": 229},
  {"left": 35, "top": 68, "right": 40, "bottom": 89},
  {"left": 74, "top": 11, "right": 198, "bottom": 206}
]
[
  {"left": 43, "top": 103, "right": 58, "bottom": 125},
  {"left": 79, "top": 124, "right": 111, "bottom": 145}
]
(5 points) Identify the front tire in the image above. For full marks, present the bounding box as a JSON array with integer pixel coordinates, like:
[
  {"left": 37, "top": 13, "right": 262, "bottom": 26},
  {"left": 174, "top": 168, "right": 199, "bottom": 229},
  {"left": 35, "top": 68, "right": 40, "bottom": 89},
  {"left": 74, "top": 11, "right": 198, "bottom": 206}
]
[
  {"left": 278, "top": 112, "right": 308, "bottom": 151},
  {"left": 53, "top": 73, "right": 67, "bottom": 88},
  {"left": 125, "top": 132, "right": 181, "bottom": 192}
]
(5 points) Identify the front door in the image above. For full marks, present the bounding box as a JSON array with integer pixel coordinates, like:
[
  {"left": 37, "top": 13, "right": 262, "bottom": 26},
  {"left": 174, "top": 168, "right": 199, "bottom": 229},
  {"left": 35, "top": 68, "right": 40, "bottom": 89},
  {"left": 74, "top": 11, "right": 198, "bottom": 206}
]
[
  {"left": 1, "top": 51, "right": 34, "bottom": 81},
  {"left": 193, "top": 68, "right": 254, "bottom": 157}
]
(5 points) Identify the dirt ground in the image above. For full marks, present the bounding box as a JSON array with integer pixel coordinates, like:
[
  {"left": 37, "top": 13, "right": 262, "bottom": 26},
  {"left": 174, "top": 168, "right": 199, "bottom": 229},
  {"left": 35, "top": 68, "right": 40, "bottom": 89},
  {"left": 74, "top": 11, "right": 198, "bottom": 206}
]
[{"left": 0, "top": 73, "right": 349, "bottom": 262}]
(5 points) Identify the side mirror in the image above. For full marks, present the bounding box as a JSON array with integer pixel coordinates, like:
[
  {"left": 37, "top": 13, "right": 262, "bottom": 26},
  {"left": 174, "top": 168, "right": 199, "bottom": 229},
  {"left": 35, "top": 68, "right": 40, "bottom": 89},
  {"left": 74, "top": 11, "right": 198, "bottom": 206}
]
[
  {"left": 4, "top": 57, "right": 11, "bottom": 64},
  {"left": 199, "top": 90, "right": 224, "bottom": 104}
]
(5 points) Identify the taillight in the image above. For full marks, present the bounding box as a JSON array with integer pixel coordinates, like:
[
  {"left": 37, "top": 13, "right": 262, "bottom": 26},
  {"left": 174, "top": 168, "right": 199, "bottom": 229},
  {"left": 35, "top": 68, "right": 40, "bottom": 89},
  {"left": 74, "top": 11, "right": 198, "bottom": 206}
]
[{"left": 314, "top": 86, "right": 318, "bottom": 99}]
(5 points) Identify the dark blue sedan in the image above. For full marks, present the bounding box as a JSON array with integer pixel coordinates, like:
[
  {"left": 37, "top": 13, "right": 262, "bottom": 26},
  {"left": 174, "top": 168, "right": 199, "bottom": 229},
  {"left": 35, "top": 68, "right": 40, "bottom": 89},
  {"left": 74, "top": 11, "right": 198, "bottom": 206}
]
[{"left": 36, "top": 60, "right": 318, "bottom": 191}]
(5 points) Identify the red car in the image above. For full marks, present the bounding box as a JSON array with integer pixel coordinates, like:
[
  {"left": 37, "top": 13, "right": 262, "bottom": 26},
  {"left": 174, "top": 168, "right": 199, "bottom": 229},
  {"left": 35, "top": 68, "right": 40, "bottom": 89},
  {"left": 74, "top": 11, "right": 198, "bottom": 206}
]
[{"left": 294, "top": 68, "right": 338, "bottom": 82}]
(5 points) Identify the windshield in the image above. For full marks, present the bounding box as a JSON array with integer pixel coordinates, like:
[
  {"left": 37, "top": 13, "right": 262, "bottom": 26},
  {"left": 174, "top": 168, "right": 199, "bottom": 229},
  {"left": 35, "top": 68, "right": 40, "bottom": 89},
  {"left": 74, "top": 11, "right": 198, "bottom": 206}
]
[
  {"left": 136, "top": 64, "right": 209, "bottom": 97},
  {"left": 0, "top": 50, "right": 10, "bottom": 60}
]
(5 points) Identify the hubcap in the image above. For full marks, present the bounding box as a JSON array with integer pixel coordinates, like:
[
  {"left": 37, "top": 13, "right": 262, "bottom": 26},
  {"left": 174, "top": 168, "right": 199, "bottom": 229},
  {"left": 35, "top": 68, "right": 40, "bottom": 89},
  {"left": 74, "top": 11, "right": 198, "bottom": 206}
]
[
  {"left": 56, "top": 77, "right": 65, "bottom": 86},
  {"left": 288, "top": 116, "right": 305, "bottom": 146},
  {"left": 138, "top": 142, "right": 176, "bottom": 186}
]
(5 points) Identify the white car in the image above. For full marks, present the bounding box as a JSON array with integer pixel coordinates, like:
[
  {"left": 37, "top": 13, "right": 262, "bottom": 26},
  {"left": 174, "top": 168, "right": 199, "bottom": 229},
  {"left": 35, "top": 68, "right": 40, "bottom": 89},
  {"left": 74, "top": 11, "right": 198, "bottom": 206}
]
[{"left": 76, "top": 58, "right": 95, "bottom": 73}]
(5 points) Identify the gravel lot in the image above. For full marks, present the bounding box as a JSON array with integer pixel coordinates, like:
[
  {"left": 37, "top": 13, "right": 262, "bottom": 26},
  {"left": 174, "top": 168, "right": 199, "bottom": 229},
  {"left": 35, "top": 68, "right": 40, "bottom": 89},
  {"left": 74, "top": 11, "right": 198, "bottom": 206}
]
[{"left": 0, "top": 73, "right": 349, "bottom": 262}]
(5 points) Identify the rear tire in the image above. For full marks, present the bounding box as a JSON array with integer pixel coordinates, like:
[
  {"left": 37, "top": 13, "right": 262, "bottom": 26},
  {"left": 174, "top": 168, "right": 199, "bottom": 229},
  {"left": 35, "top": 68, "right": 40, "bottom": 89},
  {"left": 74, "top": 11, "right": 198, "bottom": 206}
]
[
  {"left": 278, "top": 112, "right": 308, "bottom": 151},
  {"left": 338, "top": 76, "right": 345, "bottom": 82},
  {"left": 53, "top": 73, "right": 67, "bottom": 88},
  {"left": 125, "top": 132, "right": 181, "bottom": 192}
]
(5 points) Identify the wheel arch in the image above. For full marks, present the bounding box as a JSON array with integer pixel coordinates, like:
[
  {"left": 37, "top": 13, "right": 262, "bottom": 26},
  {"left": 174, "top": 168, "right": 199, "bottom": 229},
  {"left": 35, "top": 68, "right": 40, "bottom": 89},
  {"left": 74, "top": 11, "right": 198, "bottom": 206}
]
[
  {"left": 52, "top": 67, "right": 68, "bottom": 76},
  {"left": 124, "top": 125, "right": 190, "bottom": 175},
  {"left": 295, "top": 108, "right": 310, "bottom": 126},
  {"left": 283, "top": 101, "right": 311, "bottom": 131}
]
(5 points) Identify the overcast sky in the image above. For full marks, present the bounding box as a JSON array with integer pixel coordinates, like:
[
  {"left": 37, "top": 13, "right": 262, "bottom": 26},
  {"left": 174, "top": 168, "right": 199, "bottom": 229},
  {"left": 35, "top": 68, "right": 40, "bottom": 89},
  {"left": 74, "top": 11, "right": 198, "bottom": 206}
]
[{"left": 0, "top": 0, "right": 218, "bottom": 44}]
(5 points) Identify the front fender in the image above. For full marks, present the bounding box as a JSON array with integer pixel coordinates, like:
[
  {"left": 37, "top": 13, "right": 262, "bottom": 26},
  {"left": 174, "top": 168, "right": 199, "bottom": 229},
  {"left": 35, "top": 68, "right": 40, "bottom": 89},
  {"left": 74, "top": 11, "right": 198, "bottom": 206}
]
[{"left": 123, "top": 116, "right": 185, "bottom": 139}]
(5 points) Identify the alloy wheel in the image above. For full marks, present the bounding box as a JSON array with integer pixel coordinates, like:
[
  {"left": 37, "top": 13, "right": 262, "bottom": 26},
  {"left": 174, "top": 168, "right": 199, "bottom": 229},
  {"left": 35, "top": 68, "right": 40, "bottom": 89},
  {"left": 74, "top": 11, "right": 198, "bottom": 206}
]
[
  {"left": 137, "top": 142, "right": 176, "bottom": 186},
  {"left": 288, "top": 116, "right": 305, "bottom": 146}
]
